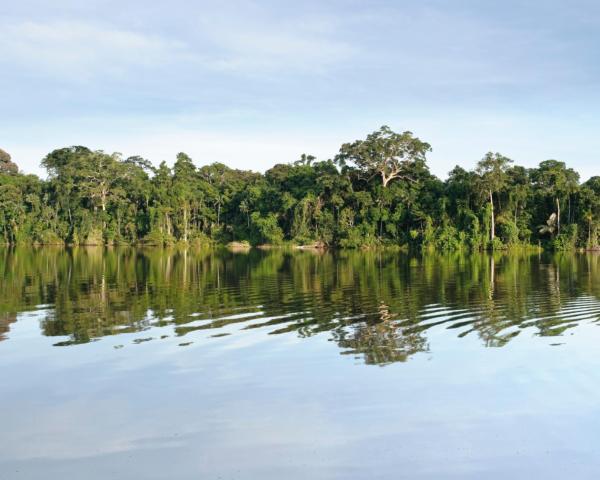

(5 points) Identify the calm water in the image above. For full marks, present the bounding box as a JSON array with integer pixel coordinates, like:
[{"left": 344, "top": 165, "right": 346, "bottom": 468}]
[{"left": 2, "top": 247, "right": 600, "bottom": 479}]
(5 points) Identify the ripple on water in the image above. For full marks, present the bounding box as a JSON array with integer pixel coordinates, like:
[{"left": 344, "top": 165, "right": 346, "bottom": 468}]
[{"left": 2, "top": 250, "right": 600, "bottom": 364}]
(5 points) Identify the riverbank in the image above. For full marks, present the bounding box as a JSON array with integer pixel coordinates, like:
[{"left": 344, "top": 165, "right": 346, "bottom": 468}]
[{"left": 0, "top": 240, "right": 561, "bottom": 254}]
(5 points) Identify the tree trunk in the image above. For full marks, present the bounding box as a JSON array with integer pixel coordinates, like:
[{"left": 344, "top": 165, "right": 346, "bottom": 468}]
[
  {"left": 183, "top": 206, "right": 188, "bottom": 242},
  {"left": 556, "top": 197, "right": 561, "bottom": 234},
  {"left": 489, "top": 190, "right": 495, "bottom": 242},
  {"left": 100, "top": 189, "right": 108, "bottom": 232}
]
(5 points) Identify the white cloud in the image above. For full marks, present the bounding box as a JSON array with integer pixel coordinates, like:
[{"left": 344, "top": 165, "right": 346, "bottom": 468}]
[
  {"left": 2, "top": 2, "right": 599, "bottom": 184},
  {"left": 0, "top": 20, "right": 190, "bottom": 80},
  {"left": 0, "top": 12, "right": 356, "bottom": 85},
  {"left": 195, "top": 11, "right": 357, "bottom": 74}
]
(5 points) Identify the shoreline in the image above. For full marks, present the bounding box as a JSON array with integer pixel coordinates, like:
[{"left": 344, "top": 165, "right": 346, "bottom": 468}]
[{"left": 0, "top": 241, "right": 561, "bottom": 253}]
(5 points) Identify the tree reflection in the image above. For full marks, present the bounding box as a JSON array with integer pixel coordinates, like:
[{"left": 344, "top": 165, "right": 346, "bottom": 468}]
[
  {"left": 1, "top": 247, "right": 600, "bottom": 365},
  {"left": 0, "top": 312, "right": 16, "bottom": 341}
]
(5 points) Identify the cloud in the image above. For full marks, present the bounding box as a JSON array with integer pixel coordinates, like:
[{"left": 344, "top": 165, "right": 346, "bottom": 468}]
[
  {"left": 197, "top": 16, "right": 357, "bottom": 74},
  {"left": 202, "top": 24, "right": 356, "bottom": 73},
  {"left": 3, "top": 0, "right": 600, "bottom": 185},
  {"left": 0, "top": 20, "right": 190, "bottom": 81},
  {"left": 0, "top": 11, "right": 357, "bottom": 87}
]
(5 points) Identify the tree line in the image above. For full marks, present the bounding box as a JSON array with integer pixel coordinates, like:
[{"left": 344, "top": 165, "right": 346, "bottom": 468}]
[{"left": 1, "top": 126, "right": 599, "bottom": 250}]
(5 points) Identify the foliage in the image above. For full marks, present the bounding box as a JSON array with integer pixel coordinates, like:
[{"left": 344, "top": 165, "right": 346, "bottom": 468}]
[
  {"left": 0, "top": 126, "right": 598, "bottom": 251},
  {"left": 335, "top": 126, "right": 431, "bottom": 188},
  {"left": 552, "top": 224, "right": 578, "bottom": 251},
  {"left": 0, "top": 149, "right": 18, "bottom": 175}
]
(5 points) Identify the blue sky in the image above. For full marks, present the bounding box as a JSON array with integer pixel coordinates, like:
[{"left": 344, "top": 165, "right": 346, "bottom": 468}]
[{"left": 2, "top": 0, "right": 600, "bottom": 179}]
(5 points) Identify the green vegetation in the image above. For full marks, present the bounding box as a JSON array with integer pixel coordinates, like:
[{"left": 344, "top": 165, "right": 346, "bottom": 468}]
[{"left": 1, "top": 127, "right": 599, "bottom": 250}]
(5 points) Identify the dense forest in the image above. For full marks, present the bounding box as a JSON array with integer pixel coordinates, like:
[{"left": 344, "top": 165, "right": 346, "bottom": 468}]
[{"left": 1, "top": 126, "right": 599, "bottom": 251}]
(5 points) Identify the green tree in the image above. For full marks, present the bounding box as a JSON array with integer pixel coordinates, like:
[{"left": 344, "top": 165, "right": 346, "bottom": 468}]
[
  {"left": 0, "top": 127, "right": 597, "bottom": 252},
  {"left": 0, "top": 149, "right": 18, "bottom": 175},
  {"left": 532, "top": 160, "right": 579, "bottom": 235},
  {"left": 173, "top": 152, "right": 197, "bottom": 242},
  {"left": 475, "top": 152, "right": 513, "bottom": 243},
  {"left": 579, "top": 177, "right": 600, "bottom": 248},
  {"left": 335, "top": 126, "right": 431, "bottom": 188}
]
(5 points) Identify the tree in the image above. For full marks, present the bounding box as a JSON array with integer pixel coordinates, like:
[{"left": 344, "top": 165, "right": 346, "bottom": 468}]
[
  {"left": 150, "top": 161, "right": 174, "bottom": 241},
  {"left": 532, "top": 160, "right": 579, "bottom": 234},
  {"left": 251, "top": 212, "right": 284, "bottom": 244},
  {"left": 335, "top": 126, "right": 431, "bottom": 188},
  {"left": 1, "top": 127, "right": 598, "bottom": 251},
  {"left": 0, "top": 183, "right": 24, "bottom": 242},
  {"left": 579, "top": 177, "right": 600, "bottom": 248},
  {"left": 173, "top": 152, "right": 197, "bottom": 242},
  {"left": 120, "top": 156, "right": 154, "bottom": 242},
  {"left": 475, "top": 152, "right": 513, "bottom": 243},
  {"left": 0, "top": 149, "right": 18, "bottom": 175},
  {"left": 294, "top": 153, "right": 316, "bottom": 166},
  {"left": 41, "top": 146, "right": 92, "bottom": 240},
  {"left": 78, "top": 151, "right": 125, "bottom": 215}
]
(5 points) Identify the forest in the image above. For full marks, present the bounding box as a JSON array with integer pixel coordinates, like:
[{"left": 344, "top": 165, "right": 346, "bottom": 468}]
[{"left": 0, "top": 126, "right": 598, "bottom": 251}]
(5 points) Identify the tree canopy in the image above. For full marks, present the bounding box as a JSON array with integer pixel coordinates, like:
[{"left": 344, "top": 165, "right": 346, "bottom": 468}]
[
  {"left": 0, "top": 126, "right": 597, "bottom": 251},
  {"left": 335, "top": 126, "right": 431, "bottom": 188}
]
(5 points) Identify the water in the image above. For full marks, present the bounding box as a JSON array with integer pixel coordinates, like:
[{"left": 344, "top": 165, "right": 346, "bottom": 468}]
[{"left": 2, "top": 247, "right": 600, "bottom": 479}]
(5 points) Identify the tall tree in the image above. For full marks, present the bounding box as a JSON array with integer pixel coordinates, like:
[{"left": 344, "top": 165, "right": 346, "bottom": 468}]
[
  {"left": 579, "top": 176, "right": 600, "bottom": 247},
  {"left": 41, "top": 146, "right": 92, "bottom": 240},
  {"left": 475, "top": 152, "right": 513, "bottom": 243},
  {"left": 335, "top": 126, "right": 431, "bottom": 188},
  {"left": 532, "top": 160, "right": 579, "bottom": 234},
  {"left": 173, "top": 152, "right": 197, "bottom": 242}
]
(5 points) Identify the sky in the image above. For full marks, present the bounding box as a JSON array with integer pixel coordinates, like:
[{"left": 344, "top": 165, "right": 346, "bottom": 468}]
[{"left": 2, "top": 0, "right": 600, "bottom": 180}]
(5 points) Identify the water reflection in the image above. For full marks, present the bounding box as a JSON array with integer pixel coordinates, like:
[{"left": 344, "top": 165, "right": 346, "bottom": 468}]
[{"left": 1, "top": 247, "right": 600, "bottom": 364}]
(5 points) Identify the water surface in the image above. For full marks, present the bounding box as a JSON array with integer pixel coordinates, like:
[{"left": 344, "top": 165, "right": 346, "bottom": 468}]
[{"left": 2, "top": 248, "right": 600, "bottom": 479}]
